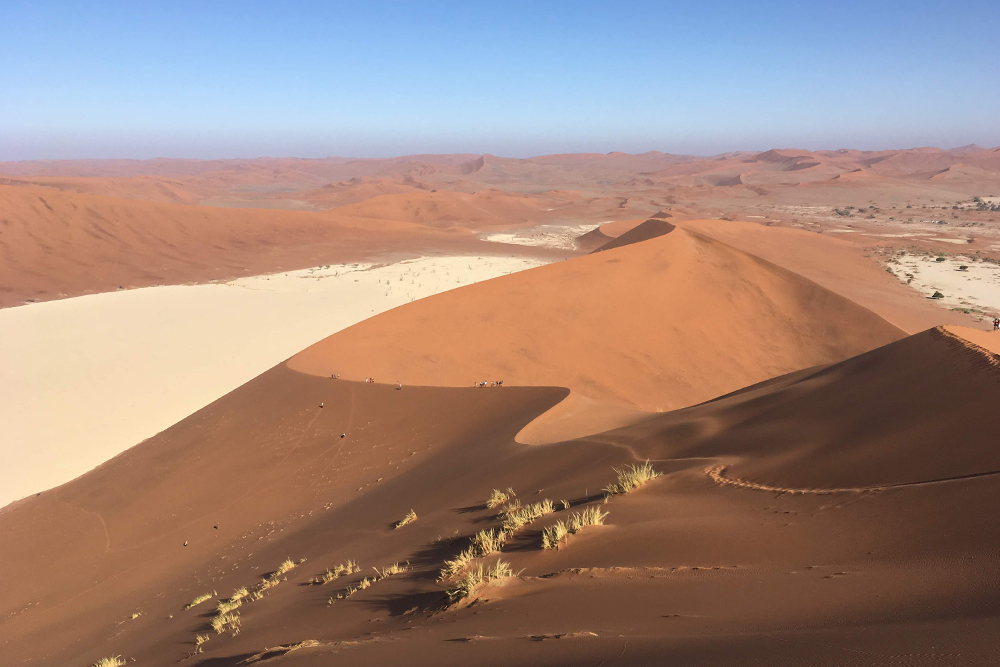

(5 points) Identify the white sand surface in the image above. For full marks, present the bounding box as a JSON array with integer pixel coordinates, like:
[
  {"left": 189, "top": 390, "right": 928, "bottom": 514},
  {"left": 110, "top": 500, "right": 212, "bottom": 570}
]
[
  {"left": 483, "top": 223, "right": 601, "bottom": 249},
  {"left": 0, "top": 254, "right": 547, "bottom": 508},
  {"left": 887, "top": 254, "right": 1000, "bottom": 318}
]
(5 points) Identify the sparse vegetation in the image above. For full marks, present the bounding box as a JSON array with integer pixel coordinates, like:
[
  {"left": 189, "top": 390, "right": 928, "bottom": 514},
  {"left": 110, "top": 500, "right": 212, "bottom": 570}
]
[
  {"left": 604, "top": 461, "right": 661, "bottom": 497},
  {"left": 500, "top": 499, "right": 555, "bottom": 532},
  {"left": 932, "top": 291, "right": 944, "bottom": 299},
  {"left": 273, "top": 558, "right": 297, "bottom": 577},
  {"left": 216, "top": 598, "right": 242, "bottom": 615},
  {"left": 185, "top": 591, "right": 216, "bottom": 610},
  {"left": 311, "top": 560, "right": 360, "bottom": 585},
  {"left": 486, "top": 487, "right": 516, "bottom": 509},
  {"left": 447, "top": 559, "right": 518, "bottom": 602},
  {"left": 195, "top": 633, "right": 210, "bottom": 652},
  {"left": 92, "top": 658, "right": 125, "bottom": 667},
  {"left": 439, "top": 546, "right": 476, "bottom": 581},
  {"left": 542, "top": 506, "right": 609, "bottom": 549},
  {"left": 394, "top": 509, "right": 418, "bottom": 529},
  {"left": 211, "top": 611, "right": 240, "bottom": 636},
  {"left": 470, "top": 528, "right": 507, "bottom": 555},
  {"left": 374, "top": 562, "right": 408, "bottom": 578}
]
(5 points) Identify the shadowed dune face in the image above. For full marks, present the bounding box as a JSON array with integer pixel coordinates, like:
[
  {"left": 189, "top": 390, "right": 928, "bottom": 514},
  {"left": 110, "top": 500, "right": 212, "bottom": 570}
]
[
  {"left": 4, "top": 327, "right": 1000, "bottom": 665},
  {"left": 289, "top": 226, "right": 904, "bottom": 413},
  {"left": 591, "top": 218, "right": 676, "bottom": 252}
]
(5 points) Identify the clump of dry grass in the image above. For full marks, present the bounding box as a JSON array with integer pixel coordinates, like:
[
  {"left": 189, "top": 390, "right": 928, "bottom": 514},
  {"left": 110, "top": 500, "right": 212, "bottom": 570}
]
[
  {"left": 374, "top": 562, "right": 408, "bottom": 578},
  {"left": 447, "top": 559, "right": 517, "bottom": 602},
  {"left": 211, "top": 611, "right": 240, "bottom": 636},
  {"left": 216, "top": 598, "right": 242, "bottom": 615},
  {"left": 501, "top": 499, "right": 555, "bottom": 532},
  {"left": 438, "top": 528, "right": 510, "bottom": 581},
  {"left": 394, "top": 509, "right": 418, "bottom": 529},
  {"left": 486, "top": 487, "right": 516, "bottom": 509},
  {"left": 604, "top": 461, "right": 661, "bottom": 497},
  {"left": 272, "top": 558, "right": 297, "bottom": 577},
  {"left": 439, "top": 546, "right": 476, "bottom": 581},
  {"left": 92, "top": 658, "right": 125, "bottom": 667},
  {"left": 541, "top": 506, "right": 609, "bottom": 550},
  {"left": 195, "top": 633, "right": 210, "bottom": 651},
  {"left": 470, "top": 528, "right": 507, "bottom": 556},
  {"left": 185, "top": 591, "right": 216, "bottom": 610},
  {"left": 311, "top": 560, "right": 360, "bottom": 585},
  {"left": 328, "top": 562, "right": 406, "bottom": 604}
]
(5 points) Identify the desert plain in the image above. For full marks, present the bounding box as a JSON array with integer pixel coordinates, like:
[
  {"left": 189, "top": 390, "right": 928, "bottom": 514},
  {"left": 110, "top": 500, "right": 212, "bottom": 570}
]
[{"left": 3, "top": 146, "right": 1000, "bottom": 666}]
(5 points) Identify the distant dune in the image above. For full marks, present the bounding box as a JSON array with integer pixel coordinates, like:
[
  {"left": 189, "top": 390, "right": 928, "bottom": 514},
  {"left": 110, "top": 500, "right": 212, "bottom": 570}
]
[{"left": 0, "top": 184, "right": 551, "bottom": 307}]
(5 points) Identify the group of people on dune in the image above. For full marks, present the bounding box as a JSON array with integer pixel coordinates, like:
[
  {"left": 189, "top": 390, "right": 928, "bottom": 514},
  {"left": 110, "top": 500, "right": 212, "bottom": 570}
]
[
  {"left": 475, "top": 380, "right": 503, "bottom": 387},
  {"left": 993, "top": 317, "right": 999, "bottom": 331}
]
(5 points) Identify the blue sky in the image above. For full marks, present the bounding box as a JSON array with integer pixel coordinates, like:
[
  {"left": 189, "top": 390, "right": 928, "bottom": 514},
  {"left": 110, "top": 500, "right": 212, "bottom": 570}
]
[{"left": 2, "top": 0, "right": 997, "bottom": 159}]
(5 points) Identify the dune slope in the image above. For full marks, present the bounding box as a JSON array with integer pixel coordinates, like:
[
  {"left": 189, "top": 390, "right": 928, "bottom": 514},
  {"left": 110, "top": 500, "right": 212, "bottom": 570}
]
[
  {"left": 289, "top": 226, "right": 905, "bottom": 414},
  {"left": 3, "top": 326, "right": 1000, "bottom": 665}
]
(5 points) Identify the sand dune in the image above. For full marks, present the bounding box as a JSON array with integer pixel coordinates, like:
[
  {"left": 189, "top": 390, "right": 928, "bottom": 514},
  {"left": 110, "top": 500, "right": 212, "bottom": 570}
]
[
  {"left": 289, "top": 226, "right": 903, "bottom": 418},
  {"left": 0, "top": 254, "right": 547, "bottom": 508},
  {"left": 3, "top": 320, "right": 999, "bottom": 665},
  {"left": 0, "top": 184, "right": 554, "bottom": 308}
]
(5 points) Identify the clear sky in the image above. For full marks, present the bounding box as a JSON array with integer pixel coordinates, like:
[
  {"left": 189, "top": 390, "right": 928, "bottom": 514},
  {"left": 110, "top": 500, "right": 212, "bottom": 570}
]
[{"left": 2, "top": 0, "right": 997, "bottom": 160}]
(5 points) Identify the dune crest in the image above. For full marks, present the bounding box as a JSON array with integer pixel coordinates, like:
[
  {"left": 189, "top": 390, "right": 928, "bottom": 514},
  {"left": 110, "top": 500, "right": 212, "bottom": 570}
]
[{"left": 289, "top": 226, "right": 904, "bottom": 428}]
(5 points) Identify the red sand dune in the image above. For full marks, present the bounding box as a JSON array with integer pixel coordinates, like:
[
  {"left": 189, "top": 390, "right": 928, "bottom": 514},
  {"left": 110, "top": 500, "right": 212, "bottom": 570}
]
[
  {"left": 289, "top": 226, "right": 904, "bottom": 415},
  {"left": 591, "top": 218, "right": 675, "bottom": 252},
  {"left": 3, "top": 318, "right": 999, "bottom": 664},
  {"left": 0, "top": 184, "right": 548, "bottom": 307}
]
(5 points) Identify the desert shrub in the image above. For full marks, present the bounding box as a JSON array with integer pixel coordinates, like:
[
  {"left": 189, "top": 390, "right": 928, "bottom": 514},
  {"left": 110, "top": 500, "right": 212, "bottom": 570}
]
[
  {"left": 92, "top": 658, "right": 125, "bottom": 667},
  {"left": 439, "top": 546, "right": 475, "bottom": 581},
  {"left": 541, "top": 521, "right": 569, "bottom": 550},
  {"left": 470, "top": 528, "right": 507, "bottom": 556},
  {"left": 211, "top": 611, "right": 240, "bottom": 636},
  {"left": 273, "top": 558, "right": 297, "bottom": 576},
  {"left": 501, "top": 499, "right": 555, "bottom": 532},
  {"left": 313, "top": 560, "right": 360, "bottom": 585},
  {"left": 447, "top": 559, "right": 516, "bottom": 601},
  {"left": 216, "top": 598, "right": 242, "bottom": 615},
  {"left": 604, "top": 461, "right": 661, "bottom": 497},
  {"left": 185, "top": 591, "right": 216, "bottom": 610},
  {"left": 542, "top": 506, "right": 608, "bottom": 549},
  {"left": 486, "top": 487, "right": 516, "bottom": 509},
  {"left": 932, "top": 291, "right": 944, "bottom": 299},
  {"left": 394, "top": 509, "right": 418, "bottom": 529},
  {"left": 375, "top": 562, "right": 407, "bottom": 578}
]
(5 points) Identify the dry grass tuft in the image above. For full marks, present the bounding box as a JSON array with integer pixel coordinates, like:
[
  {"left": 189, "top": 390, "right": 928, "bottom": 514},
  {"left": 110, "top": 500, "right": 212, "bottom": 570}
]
[
  {"left": 375, "top": 562, "right": 408, "bottom": 578},
  {"left": 542, "top": 506, "right": 609, "bottom": 550},
  {"left": 92, "top": 658, "right": 125, "bottom": 667},
  {"left": 486, "top": 487, "right": 516, "bottom": 509},
  {"left": 185, "top": 591, "right": 216, "bottom": 610},
  {"left": 448, "top": 559, "right": 517, "bottom": 602},
  {"left": 470, "top": 528, "right": 507, "bottom": 556},
  {"left": 394, "top": 509, "right": 418, "bottom": 529},
  {"left": 216, "top": 598, "right": 242, "bottom": 615},
  {"left": 604, "top": 461, "right": 661, "bottom": 497},
  {"left": 439, "top": 547, "right": 475, "bottom": 581},
  {"left": 312, "top": 560, "right": 360, "bottom": 585},
  {"left": 211, "top": 611, "right": 241, "bottom": 636},
  {"left": 501, "top": 499, "right": 555, "bottom": 532},
  {"left": 195, "top": 633, "right": 210, "bottom": 648},
  {"left": 273, "top": 558, "right": 297, "bottom": 577}
]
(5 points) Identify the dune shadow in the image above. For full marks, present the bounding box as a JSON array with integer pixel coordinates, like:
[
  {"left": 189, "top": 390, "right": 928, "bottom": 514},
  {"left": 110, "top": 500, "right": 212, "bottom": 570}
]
[
  {"left": 364, "top": 589, "right": 450, "bottom": 616},
  {"left": 454, "top": 503, "right": 489, "bottom": 514}
]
